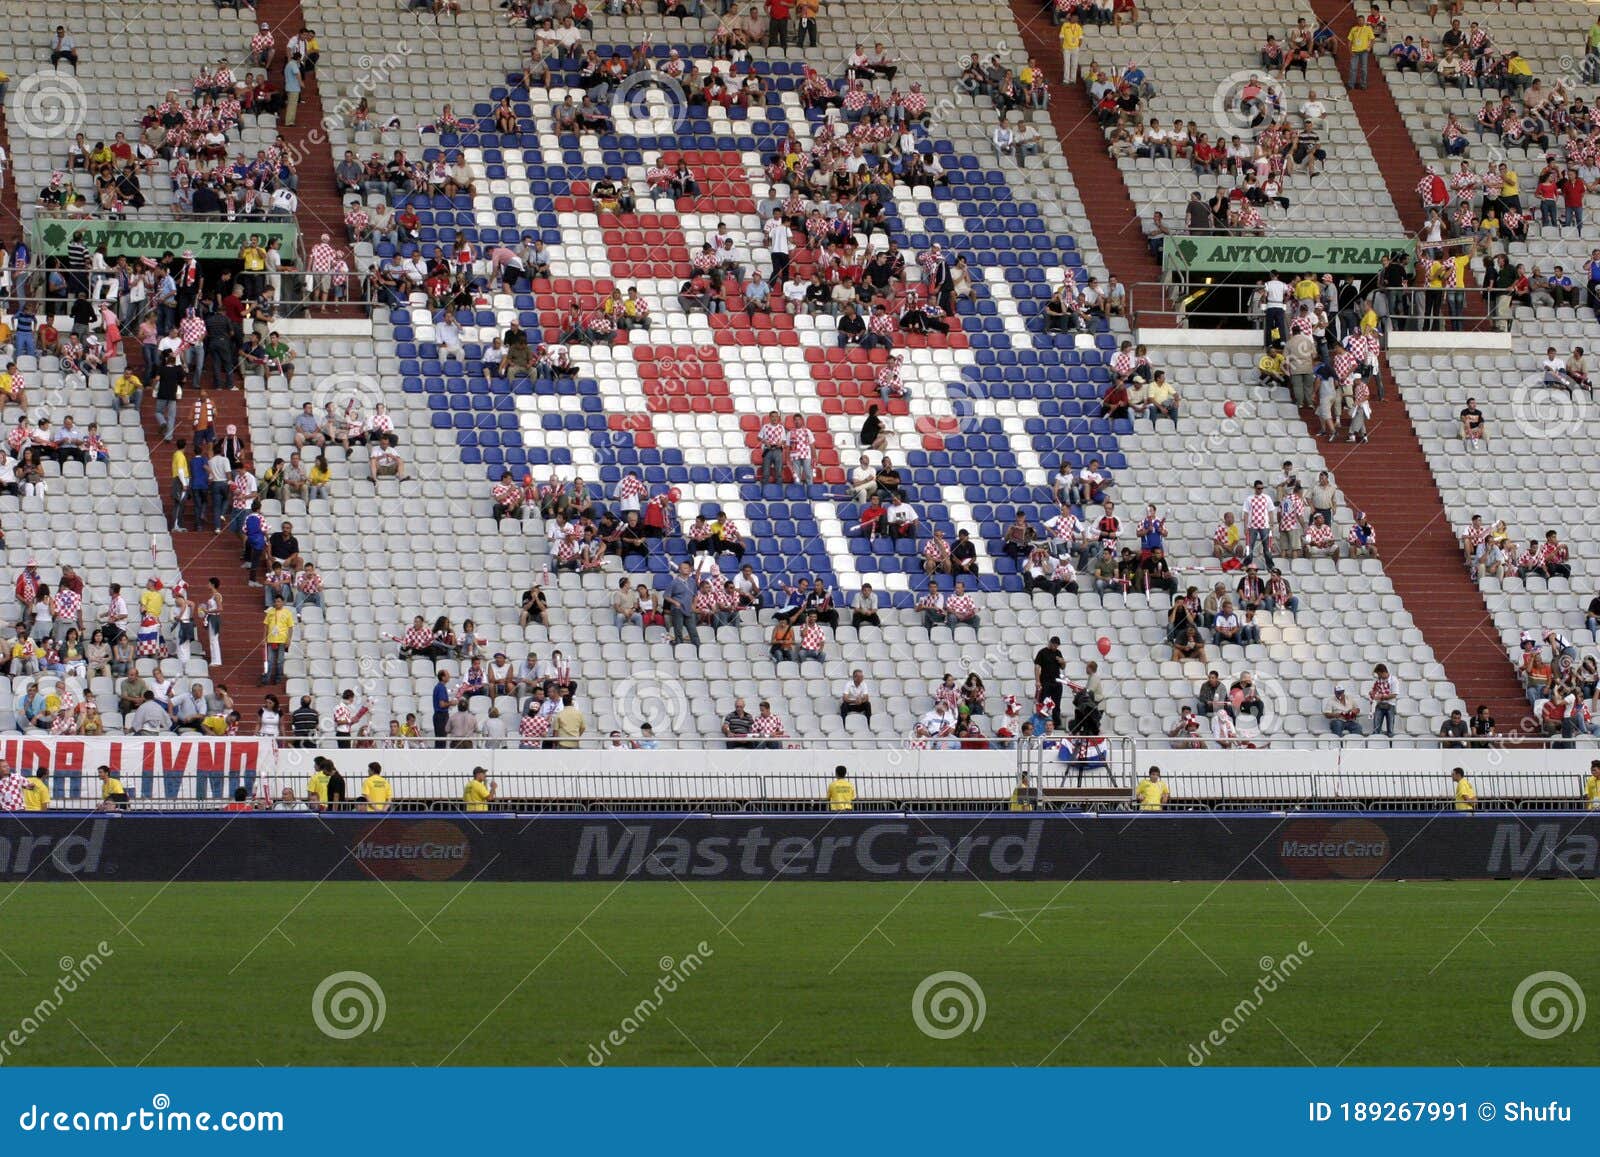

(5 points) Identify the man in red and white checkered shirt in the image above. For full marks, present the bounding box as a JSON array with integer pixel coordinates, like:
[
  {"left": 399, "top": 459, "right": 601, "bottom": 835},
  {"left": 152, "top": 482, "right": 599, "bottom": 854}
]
[
  {"left": 1243, "top": 480, "right": 1276, "bottom": 567},
  {"left": 1306, "top": 514, "right": 1337, "bottom": 557},
  {"left": 1541, "top": 531, "right": 1572, "bottom": 578},
  {"left": 944, "top": 581, "right": 980, "bottom": 631},
  {"left": 616, "top": 470, "right": 648, "bottom": 513},
  {"left": 797, "top": 614, "right": 826, "bottom": 662},
  {"left": 554, "top": 530, "right": 583, "bottom": 571},
  {"left": 308, "top": 233, "right": 339, "bottom": 300},
  {"left": 520, "top": 706, "right": 551, "bottom": 748},
  {"left": 864, "top": 304, "right": 896, "bottom": 349},
  {"left": 492, "top": 470, "right": 523, "bottom": 523},
  {"left": 758, "top": 411, "right": 787, "bottom": 483},
  {"left": 1278, "top": 486, "right": 1307, "bottom": 558},
  {"left": 1417, "top": 167, "right": 1448, "bottom": 211},
  {"left": 49, "top": 586, "right": 81, "bottom": 639},
  {"left": 228, "top": 465, "right": 257, "bottom": 532},
  {"left": 786, "top": 415, "right": 814, "bottom": 487},
  {"left": 293, "top": 564, "right": 325, "bottom": 612},
  {"left": 750, "top": 700, "right": 788, "bottom": 748},
  {"left": 876, "top": 355, "right": 905, "bottom": 400},
  {"left": 250, "top": 22, "right": 275, "bottom": 67}
]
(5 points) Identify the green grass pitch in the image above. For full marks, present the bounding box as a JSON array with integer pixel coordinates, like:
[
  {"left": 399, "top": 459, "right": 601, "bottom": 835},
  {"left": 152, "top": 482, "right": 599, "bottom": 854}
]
[{"left": 0, "top": 880, "right": 1592, "bottom": 1066}]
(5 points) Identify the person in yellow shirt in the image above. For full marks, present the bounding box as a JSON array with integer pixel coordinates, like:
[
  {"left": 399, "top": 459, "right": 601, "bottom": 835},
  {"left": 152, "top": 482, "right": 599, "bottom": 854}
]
[
  {"left": 827, "top": 765, "right": 856, "bottom": 811},
  {"left": 1451, "top": 767, "right": 1477, "bottom": 811},
  {"left": 139, "top": 577, "right": 165, "bottom": 619},
  {"left": 1008, "top": 771, "right": 1036, "bottom": 812},
  {"left": 1058, "top": 16, "right": 1083, "bottom": 85},
  {"left": 0, "top": 361, "right": 28, "bottom": 410},
  {"left": 171, "top": 439, "right": 190, "bottom": 529},
  {"left": 553, "top": 695, "right": 585, "bottom": 749},
  {"left": 1346, "top": 22, "right": 1375, "bottom": 88},
  {"left": 239, "top": 236, "right": 267, "bottom": 298},
  {"left": 1585, "top": 760, "right": 1600, "bottom": 810},
  {"left": 308, "top": 455, "right": 331, "bottom": 496},
  {"left": 263, "top": 597, "right": 296, "bottom": 684},
  {"left": 306, "top": 764, "right": 330, "bottom": 805},
  {"left": 97, "top": 765, "right": 128, "bottom": 810},
  {"left": 363, "top": 762, "right": 393, "bottom": 811},
  {"left": 23, "top": 768, "right": 50, "bottom": 811},
  {"left": 463, "top": 766, "right": 496, "bottom": 812},
  {"left": 112, "top": 369, "right": 142, "bottom": 413},
  {"left": 1135, "top": 766, "right": 1170, "bottom": 811}
]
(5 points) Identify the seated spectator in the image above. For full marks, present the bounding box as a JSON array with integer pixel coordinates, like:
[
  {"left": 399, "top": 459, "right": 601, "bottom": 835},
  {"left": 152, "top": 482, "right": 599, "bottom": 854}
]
[{"left": 1325, "top": 685, "right": 1362, "bottom": 737}]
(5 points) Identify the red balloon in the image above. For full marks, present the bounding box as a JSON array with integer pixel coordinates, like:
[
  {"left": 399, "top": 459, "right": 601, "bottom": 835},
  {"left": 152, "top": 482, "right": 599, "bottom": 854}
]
[
  {"left": 667, "top": 487, "right": 682, "bottom": 502},
  {"left": 1096, "top": 636, "right": 1112, "bottom": 657},
  {"left": 1223, "top": 400, "right": 1238, "bottom": 418}
]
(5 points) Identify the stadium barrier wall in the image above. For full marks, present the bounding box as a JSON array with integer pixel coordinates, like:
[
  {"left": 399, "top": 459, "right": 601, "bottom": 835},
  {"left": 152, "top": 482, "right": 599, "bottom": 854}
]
[
  {"left": 3, "top": 738, "right": 1017, "bottom": 804},
  {"left": 1127, "top": 747, "right": 1598, "bottom": 804},
  {"left": 6, "top": 739, "right": 1596, "bottom": 807},
  {"left": 1, "top": 813, "right": 1597, "bottom": 882}
]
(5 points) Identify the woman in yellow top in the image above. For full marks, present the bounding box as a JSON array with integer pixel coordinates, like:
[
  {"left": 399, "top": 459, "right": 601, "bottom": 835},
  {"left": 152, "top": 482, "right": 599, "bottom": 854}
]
[{"left": 307, "top": 455, "right": 331, "bottom": 500}]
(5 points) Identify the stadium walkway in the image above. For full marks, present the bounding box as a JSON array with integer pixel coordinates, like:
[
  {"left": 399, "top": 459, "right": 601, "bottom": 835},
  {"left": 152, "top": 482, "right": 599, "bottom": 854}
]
[
  {"left": 1305, "top": 0, "right": 1528, "bottom": 731},
  {"left": 1005, "top": 0, "right": 1165, "bottom": 324}
]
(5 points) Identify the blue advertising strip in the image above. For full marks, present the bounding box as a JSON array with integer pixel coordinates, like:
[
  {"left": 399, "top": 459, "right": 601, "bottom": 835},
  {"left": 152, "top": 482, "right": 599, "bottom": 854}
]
[
  {"left": 0, "top": 1068, "right": 1592, "bottom": 1153},
  {"left": 1, "top": 812, "right": 1597, "bottom": 882}
]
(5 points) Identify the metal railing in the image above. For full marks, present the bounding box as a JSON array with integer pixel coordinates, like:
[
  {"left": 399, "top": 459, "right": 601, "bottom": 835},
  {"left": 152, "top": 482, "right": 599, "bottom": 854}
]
[{"left": 1125, "top": 280, "right": 1507, "bottom": 337}]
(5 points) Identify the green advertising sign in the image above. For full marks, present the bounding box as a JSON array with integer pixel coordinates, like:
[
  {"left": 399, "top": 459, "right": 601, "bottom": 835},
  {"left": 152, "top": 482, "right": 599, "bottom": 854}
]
[
  {"left": 32, "top": 218, "right": 298, "bottom": 261},
  {"left": 1165, "top": 236, "right": 1413, "bottom": 275}
]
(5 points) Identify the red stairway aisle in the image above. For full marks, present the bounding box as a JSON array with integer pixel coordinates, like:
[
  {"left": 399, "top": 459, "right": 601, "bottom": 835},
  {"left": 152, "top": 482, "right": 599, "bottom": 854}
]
[
  {"left": 129, "top": 343, "right": 279, "bottom": 724},
  {"left": 1005, "top": 0, "right": 1164, "bottom": 324},
  {"left": 1303, "top": 0, "right": 1527, "bottom": 731},
  {"left": 0, "top": 102, "right": 20, "bottom": 249},
  {"left": 1308, "top": 369, "right": 1530, "bottom": 732},
  {"left": 257, "top": 0, "right": 374, "bottom": 317}
]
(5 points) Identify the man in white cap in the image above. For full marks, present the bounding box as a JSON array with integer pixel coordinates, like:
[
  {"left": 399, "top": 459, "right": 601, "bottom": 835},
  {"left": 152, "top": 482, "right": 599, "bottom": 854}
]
[
  {"left": 308, "top": 234, "right": 337, "bottom": 302},
  {"left": 250, "top": 22, "right": 276, "bottom": 68}
]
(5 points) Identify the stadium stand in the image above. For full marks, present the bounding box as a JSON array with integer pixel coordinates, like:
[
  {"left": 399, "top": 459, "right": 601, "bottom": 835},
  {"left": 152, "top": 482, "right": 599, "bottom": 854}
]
[{"left": 0, "top": 0, "right": 1575, "bottom": 752}]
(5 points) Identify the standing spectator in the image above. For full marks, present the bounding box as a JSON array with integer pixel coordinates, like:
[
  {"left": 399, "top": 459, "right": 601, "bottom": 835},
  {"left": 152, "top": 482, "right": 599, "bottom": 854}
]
[
  {"left": 1368, "top": 663, "right": 1399, "bottom": 738},
  {"left": 284, "top": 53, "right": 303, "bottom": 127},
  {"left": 1346, "top": 18, "right": 1375, "bottom": 89},
  {"left": 261, "top": 595, "right": 294, "bottom": 685},
  {"left": 664, "top": 561, "right": 701, "bottom": 648}
]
